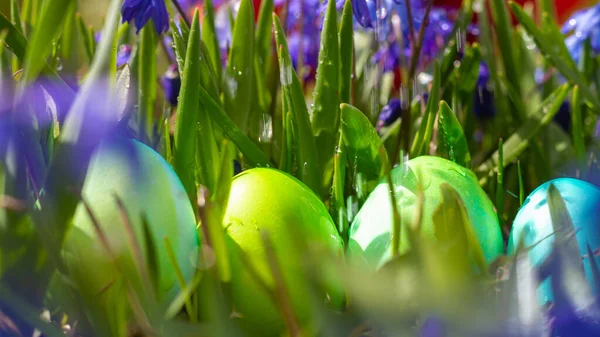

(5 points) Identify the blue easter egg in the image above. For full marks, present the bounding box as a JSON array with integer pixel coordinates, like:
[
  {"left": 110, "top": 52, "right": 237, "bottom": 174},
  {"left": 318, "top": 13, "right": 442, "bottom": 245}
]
[{"left": 508, "top": 178, "right": 600, "bottom": 304}]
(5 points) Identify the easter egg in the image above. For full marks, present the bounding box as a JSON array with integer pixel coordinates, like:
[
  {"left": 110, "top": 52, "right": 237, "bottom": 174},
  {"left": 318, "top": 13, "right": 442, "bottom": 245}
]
[
  {"left": 223, "top": 168, "right": 344, "bottom": 336},
  {"left": 508, "top": 178, "right": 600, "bottom": 304},
  {"left": 348, "top": 155, "right": 504, "bottom": 269},
  {"left": 62, "top": 137, "right": 199, "bottom": 304}
]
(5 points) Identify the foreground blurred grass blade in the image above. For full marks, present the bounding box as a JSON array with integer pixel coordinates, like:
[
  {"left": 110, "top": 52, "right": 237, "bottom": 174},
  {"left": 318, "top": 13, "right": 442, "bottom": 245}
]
[
  {"left": 312, "top": 0, "right": 341, "bottom": 198},
  {"left": 437, "top": 101, "right": 471, "bottom": 168},
  {"left": 175, "top": 10, "right": 212, "bottom": 207},
  {"left": 224, "top": 0, "right": 254, "bottom": 133},
  {"left": 476, "top": 83, "right": 570, "bottom": 183},
  {"left": 339, "top": 0, "right": 353, "bottom": 104},
  {"left": 138, "top": 23, "right": 158, "bottom": 143},
  {"left": 411, "top": 61, "right": 440, "bottom": 157},
  {"left": 433, "top": 184, "right": 487, "bottom": 273},
  {"left": 546, "top": 184, "right": 596, "bottom": 309},
  {"left": 340, "top": 103, "right": 387, "bottom": 194},
  {"left": 199, "top": 85, "right": 272, "bottom": 167},
  {"left": 36, "top": 0, "right": 122, "bottom": 282},
  {"left": 20, "top": 0, "right": 74, "bottom": 83},
  {"left": 274, "top": 15, "right": 320, "bottom": 194},
  {"left": 510, "top": 2, "right": 600, "bottom": 111},
  {"left": 201, "top": 0, "right": 222, "bottom": 86},
  {"left": 490, "top": 0, "right": 521, "bottom": 96}
]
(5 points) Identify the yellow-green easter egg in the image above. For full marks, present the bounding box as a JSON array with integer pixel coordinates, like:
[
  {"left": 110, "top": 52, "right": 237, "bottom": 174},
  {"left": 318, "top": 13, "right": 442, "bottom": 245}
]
[
  {"left": 223, "top": 168, "right": 344, "bottom": 336},
  {"left": 348, "top": 156, "right": 504, "bottom": 269},
  {"left": 62, "top": 137, "right": 199, "bottom": 304}
]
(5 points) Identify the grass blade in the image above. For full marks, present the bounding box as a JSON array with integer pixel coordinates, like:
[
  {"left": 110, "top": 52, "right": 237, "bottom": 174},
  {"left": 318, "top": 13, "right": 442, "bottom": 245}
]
[
  {"left": 571, "top": 85, "right": 585, "bottom": 171},
  {"left": 496, "top": 138, "right": 504, "bottom": 228},
  {"left": 198, "top": 84, "right": 272, "bottom": 167},
  {"left": 138, "top": 23, "right": 158, "bottom": 143},
  {"left": 311, "top": 0, "right": 341, "bottom": 198},
  {"left": 509, "top": 2, "right": 600, "bottom": 111},
  {"left": 201, "top": 0, "right": 222, "bottom": 86},
  {"left": 490, "top": 0, "right": 521, "bottom": 95},
  {"left": 224, "top": 0, "right": 254, "bottom": 133},
  {"left": 476, "top": 83, "right": 571, "bottom": 184},
  {"left": 339, "top": 0, "right": 353, "bottom": 104},
  {"left": 20, "top": 0, "right": 75, "bottom": 83},
  {"left": 273, "top": 14, "right": 320, "bottom": 194},
  {"left": 253, "top": 0, "right": 274, "bottom": 114},
  {"left": 411, "top": 61, "right": 440, "bottom": 157}
]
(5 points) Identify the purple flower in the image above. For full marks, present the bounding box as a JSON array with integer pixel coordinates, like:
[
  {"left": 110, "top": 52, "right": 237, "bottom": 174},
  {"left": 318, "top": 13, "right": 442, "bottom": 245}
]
[
  {"left": 121, "top": 0, "right": 170, "bottom": 35},
  {"left": 378, "top": 98, "right": 402, "bottom": 130},
  {"left": 561, "top": 3, "right": 600, "bottom": 64},
  {"left": 161, "top": 64, "right": 181, "bottom": 106}
]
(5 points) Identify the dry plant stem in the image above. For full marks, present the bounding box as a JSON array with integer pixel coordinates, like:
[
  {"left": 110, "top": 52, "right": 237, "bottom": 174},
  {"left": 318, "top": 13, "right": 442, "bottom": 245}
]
[
  {"left": 113, "top": 194, "right": 155, "bottom": 301},
  {"left": 170, "top": 0, "right": 191, "bottom": 27},
  {"left": 261, "top": 231, "right": 302, "bottom": 336}
]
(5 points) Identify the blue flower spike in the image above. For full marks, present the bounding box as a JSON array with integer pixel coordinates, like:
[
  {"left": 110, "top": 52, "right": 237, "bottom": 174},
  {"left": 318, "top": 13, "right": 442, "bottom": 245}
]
[{"left": 121, "top": 0, "right": 170, "bottom": 35}]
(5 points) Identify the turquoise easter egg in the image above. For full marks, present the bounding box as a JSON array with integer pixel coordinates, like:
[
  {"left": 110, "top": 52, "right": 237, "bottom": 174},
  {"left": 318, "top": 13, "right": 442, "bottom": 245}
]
[
  {"left": 508, "top": 178, "right": 600, "bottom": 304},
  {"left": 62, "top": 138, "right": 199, "bottom": 304},
  {"left": 348, "top": 156, "right": 504, "bottom": 269}
]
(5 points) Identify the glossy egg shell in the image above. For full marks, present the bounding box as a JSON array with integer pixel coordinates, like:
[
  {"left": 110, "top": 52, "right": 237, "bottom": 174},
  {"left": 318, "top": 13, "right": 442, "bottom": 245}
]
[
  {"left": 348, "top": 155, "right": 504, "bottom": 269},
  {"left": 508, "top": 178, "right": 600, "bottom": 304},
  {"left": 62, "top": 138, "right": 199, "bottom": 304},
  {"left": 223, "top": 168, "right": 344, "bottom": 336}
]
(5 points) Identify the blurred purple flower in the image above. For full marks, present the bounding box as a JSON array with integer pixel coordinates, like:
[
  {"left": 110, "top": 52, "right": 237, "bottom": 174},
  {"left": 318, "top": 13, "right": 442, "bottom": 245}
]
[
  {"left": 161, "top": 64, "right": 181, "bottom": 106},
  {"left": 473, "top": 63, "right": 495, "bottom": 119},
  {"left": 561, "top": 3, "right": 600, "bottom": 64},
  {"left": 121, "top": 0, "right": 170, "bottom": 35},
  {"left": 95, "top": 32, "right": 133, "bottom": 67},
  {"left": 377, "top": 98, "right": 402, "bottom": 130}
]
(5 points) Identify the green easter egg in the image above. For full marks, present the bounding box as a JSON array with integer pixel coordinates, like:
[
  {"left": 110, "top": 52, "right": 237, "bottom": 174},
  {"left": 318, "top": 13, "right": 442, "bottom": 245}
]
[
  {"left": 62, "top": 138, "right": 199, "bottom": 304},
  {"left": 348, "top": 156, "right": 503, "bottom": 269},
  {"left": 223, "top": 168, "right": 344, "bottom": 336}
]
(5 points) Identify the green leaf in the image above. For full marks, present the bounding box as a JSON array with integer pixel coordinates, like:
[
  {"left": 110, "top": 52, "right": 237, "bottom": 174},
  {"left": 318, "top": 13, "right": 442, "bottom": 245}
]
[
  {"left": 199, "top": 84, "right": 272, "bottom": 167},
  {"left": 510, "top": 2, "right": 600, "bottom": 111},
  {"left": 432, "top": 183, "right": 487, "bottom": 273},
  {"left": 274, "top": 15, "right": 320, "bottom": 194},
  {"left": 496, "top": 138, "right": 504, "bottom": 227},
  {"left": 201, "top": 0, "right": 222, "bottom": 86},
  {"left": 490, "top": 0, "right": 521, "bottom": 96},
  {"left": 476, "top": 83, "right": 571, "bottom": 183},
  {"left": 332, "top": 132, "right": 347, "bottom": 240},
  {"left": 411, "top": 61, "right": 441, "bottom": 157},
  {"left": 311, "top": 0, "right": 341, "bottom": 197},
  {"left": 224, "top": 0, "right": 254, "bottom": 133},
  {"left": 21, "top": 0, "right": 75, "bottom": 83},
  {"left": 138, "top": 23, "right": 158, "bottom": 143},
  {"left": 437, "top": 101, "right": 471, "bottom": 167},
  {"left": 340, "top": 103, "right": 387, "bottom": 193},
  {"left": 339, "top": 0, "right": 353, "bottom": 104}
]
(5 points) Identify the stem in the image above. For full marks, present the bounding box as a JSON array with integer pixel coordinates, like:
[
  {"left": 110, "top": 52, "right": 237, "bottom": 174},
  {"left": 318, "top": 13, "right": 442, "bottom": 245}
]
[{"left": 170, "top": 0, "right": 191, "bottom": 28}]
